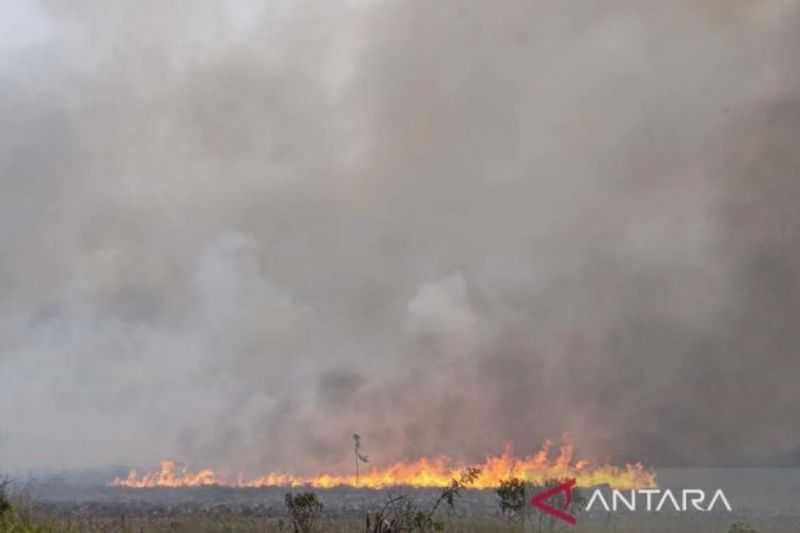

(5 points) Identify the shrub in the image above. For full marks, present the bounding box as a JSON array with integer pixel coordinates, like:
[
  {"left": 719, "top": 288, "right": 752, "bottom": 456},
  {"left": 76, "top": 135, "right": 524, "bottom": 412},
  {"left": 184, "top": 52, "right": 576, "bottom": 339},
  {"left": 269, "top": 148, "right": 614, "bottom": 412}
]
[
  {"left": 496, "top": 477, "right": 527, "bottom": 522},
  {"left": 367, "top": 467, "right": 482, "bottom": 532},
  {"left": 285, "top": 491, "right": 323, "bottom": 533},
  {"left": 729, "top": 522, "right": 759, "bottom": 533}
]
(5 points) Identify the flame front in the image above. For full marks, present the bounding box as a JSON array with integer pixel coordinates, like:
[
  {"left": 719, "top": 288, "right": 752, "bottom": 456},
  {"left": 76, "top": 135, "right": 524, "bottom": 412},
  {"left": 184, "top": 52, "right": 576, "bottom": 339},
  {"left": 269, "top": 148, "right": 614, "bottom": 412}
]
[{"left": 112, "top": 441, "right": 655, "bottom": 490}]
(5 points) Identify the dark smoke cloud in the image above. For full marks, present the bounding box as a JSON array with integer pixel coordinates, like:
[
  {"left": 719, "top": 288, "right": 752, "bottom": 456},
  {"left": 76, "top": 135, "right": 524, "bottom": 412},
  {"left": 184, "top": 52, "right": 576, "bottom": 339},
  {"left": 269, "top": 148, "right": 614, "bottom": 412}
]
[{"left": 1, "top": 1, "right": 799, "bottom": 474}]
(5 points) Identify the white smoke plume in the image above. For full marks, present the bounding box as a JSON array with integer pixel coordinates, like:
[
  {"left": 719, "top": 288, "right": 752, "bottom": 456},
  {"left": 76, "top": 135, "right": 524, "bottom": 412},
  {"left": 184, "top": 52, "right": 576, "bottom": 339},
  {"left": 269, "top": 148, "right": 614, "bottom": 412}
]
[{"left": 1, "top": 1, "right": 799, "bottom": 474}]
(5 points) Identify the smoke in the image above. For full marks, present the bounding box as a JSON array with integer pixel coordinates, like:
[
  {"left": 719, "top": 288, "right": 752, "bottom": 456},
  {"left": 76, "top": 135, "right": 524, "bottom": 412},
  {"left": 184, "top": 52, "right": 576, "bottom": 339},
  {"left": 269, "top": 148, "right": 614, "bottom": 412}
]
[{"left": 1, "top": 0, "right": 799, "bottom": 474}]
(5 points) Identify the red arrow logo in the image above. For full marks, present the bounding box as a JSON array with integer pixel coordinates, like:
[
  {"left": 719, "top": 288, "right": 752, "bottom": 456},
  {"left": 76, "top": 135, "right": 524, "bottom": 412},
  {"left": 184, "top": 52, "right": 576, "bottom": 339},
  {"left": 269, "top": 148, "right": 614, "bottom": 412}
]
[{"left": 530, "top": 478, "right": 577, "bottom": 525}]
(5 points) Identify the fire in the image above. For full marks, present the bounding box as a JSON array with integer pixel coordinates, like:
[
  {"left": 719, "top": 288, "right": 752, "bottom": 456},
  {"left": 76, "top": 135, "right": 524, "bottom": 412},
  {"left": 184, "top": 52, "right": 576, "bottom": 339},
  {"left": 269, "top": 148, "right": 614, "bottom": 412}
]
[{"left": 112, "top": 440, "right": 655, "bottom": 490}]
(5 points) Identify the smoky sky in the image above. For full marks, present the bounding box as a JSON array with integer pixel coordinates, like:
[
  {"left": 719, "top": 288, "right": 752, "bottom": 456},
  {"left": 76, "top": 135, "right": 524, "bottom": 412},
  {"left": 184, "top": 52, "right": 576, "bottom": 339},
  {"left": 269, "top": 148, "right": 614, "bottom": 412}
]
[{"left": 1, "top": 1, "right": 799, "bottom": 474}]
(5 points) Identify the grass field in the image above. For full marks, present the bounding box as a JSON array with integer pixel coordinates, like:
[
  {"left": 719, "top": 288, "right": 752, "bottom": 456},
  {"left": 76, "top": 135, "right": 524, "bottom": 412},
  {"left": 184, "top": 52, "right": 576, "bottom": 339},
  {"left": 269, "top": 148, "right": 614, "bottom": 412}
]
[
  {"left": 0, "top": 513, "right": 777, "bottom": 533},
  {"left": 1, "top": 490, "right": 793, "bottom": 533},
  {"left": 4, "top": 470, "right": 800, "bottom": 533}
]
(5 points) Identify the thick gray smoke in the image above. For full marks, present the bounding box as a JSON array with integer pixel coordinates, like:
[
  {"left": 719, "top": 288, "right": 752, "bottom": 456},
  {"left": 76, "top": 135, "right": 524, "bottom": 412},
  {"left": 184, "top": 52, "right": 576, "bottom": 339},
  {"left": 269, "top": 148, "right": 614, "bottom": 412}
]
[{"left": 1, "top": 1, "right": 799, "bottom": 475}]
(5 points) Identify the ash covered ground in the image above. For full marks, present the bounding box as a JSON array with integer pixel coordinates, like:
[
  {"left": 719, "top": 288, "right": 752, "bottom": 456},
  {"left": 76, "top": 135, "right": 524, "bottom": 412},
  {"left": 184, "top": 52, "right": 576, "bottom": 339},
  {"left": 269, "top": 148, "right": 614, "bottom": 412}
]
[
  {"left": 13, "top": 468, "right": 800, "bottom": 532},
  {"left": 27, "top": 483, "right": 498, "bottom": 520}
]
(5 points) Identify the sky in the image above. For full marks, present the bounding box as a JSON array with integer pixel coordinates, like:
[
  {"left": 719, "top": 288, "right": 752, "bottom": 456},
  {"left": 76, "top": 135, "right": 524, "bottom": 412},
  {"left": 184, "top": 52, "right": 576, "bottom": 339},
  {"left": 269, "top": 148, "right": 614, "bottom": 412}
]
[{"left": 1, "top": 0, "right": 799, "bottom": 475}]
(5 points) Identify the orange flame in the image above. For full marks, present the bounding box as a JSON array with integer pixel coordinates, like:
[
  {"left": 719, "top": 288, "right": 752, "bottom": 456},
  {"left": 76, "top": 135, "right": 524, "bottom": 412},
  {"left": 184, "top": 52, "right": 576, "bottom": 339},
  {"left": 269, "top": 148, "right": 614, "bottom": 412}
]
[{"left": 112, "top": 440, "right": 655, "bottom": 490}]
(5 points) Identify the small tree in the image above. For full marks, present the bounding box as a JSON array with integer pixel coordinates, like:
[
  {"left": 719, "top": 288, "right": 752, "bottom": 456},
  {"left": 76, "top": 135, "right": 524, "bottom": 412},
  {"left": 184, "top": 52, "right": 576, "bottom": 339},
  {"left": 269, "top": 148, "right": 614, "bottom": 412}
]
[
  {"left": 353, "top": 433, "right": 369, "bottom": 485},
  {"left": 285, "top": 492, "right": 323, "bottom": 533},
  {"left": 430, "top": 467, "right": 481, "bottom": 516}
]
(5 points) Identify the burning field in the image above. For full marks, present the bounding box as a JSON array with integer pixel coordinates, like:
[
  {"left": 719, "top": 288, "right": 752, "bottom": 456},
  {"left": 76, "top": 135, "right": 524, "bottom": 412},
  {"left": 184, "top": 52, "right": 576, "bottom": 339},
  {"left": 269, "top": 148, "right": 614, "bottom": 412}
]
[
  {"left": 15, "top": 463, "right": 800, "bottom": 533},
  {"left": 111, "top": 441, "right": 656, "bottom": 490},
  {"left": 3, "top": 0, "right": 800, "bottom": 531},
  {"left": 17, "top": 435, "right": 795, "bottom": 532}
]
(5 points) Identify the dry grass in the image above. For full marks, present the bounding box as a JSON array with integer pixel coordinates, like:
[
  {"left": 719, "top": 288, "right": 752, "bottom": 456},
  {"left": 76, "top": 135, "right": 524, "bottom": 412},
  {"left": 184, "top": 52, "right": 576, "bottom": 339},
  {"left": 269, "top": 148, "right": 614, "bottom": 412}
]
[{"left": 0, "top": 511, "right": 787, "bottom": 533}]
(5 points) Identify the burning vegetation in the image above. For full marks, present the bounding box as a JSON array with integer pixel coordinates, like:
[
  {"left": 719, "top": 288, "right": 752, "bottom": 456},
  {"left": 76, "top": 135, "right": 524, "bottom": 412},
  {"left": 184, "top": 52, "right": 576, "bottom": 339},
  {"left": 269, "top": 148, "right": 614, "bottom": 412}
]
[{"left": 112, "top": 440, "right": 655, "bottom": 490}]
